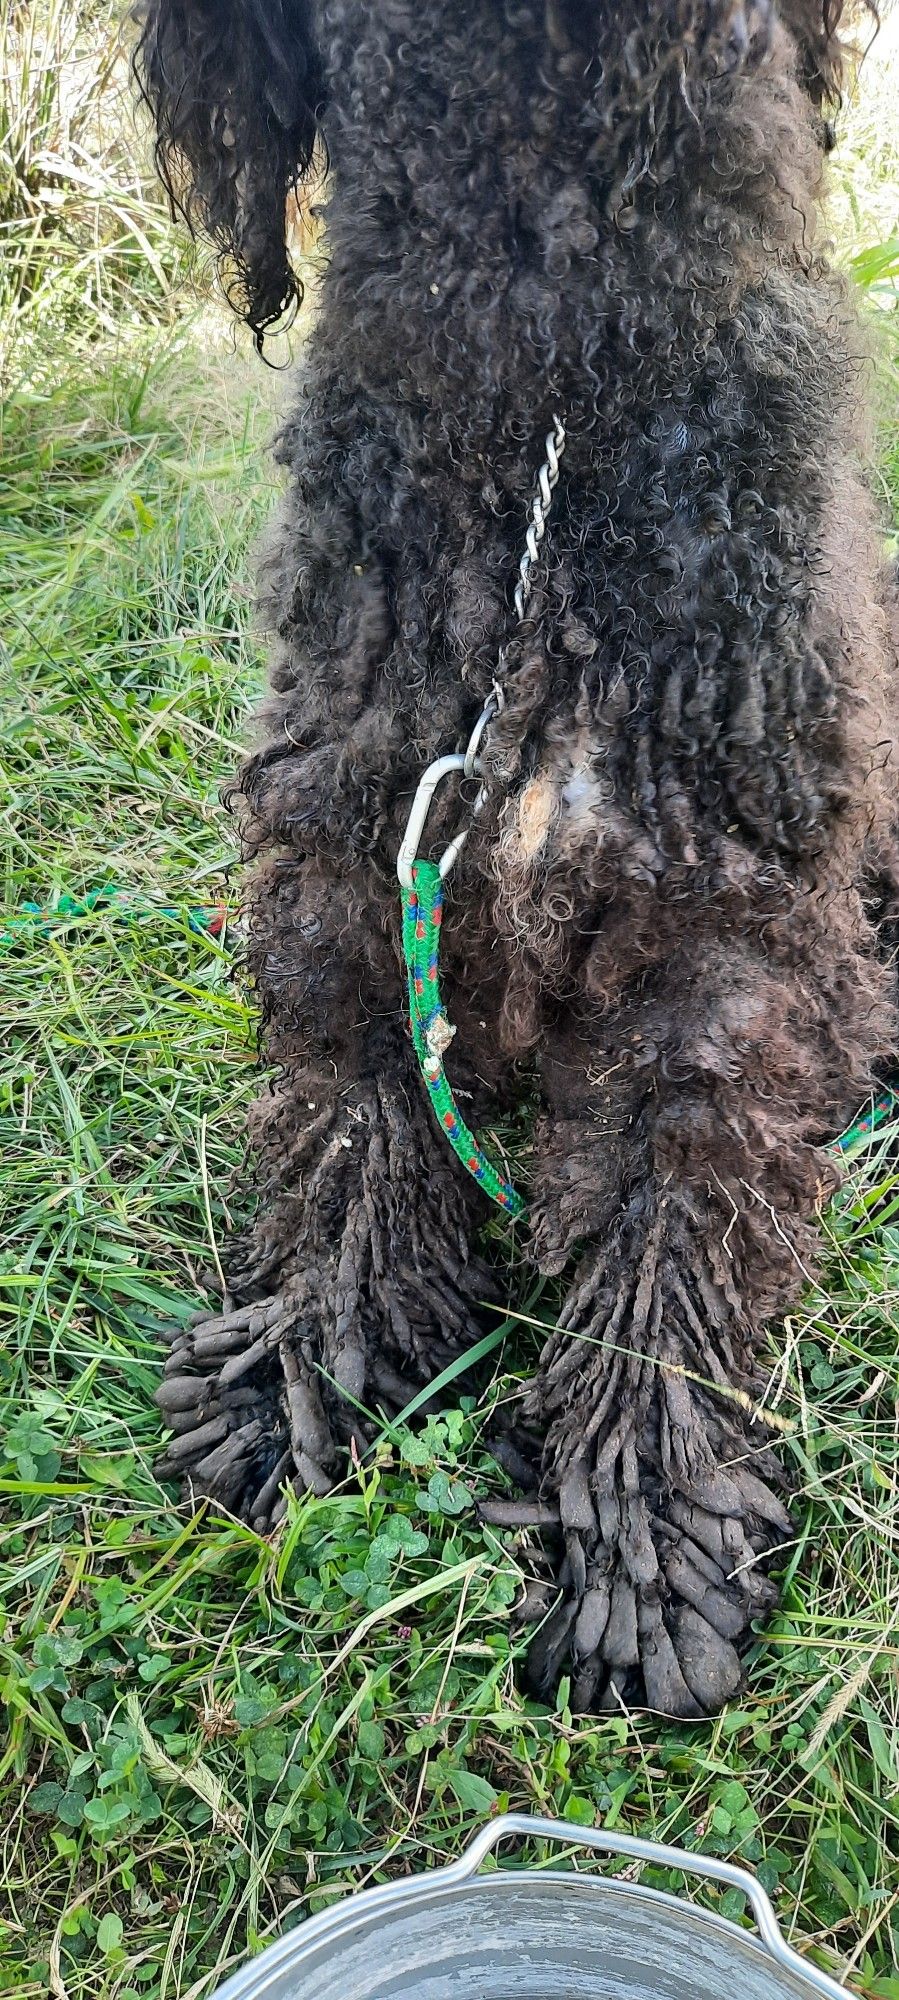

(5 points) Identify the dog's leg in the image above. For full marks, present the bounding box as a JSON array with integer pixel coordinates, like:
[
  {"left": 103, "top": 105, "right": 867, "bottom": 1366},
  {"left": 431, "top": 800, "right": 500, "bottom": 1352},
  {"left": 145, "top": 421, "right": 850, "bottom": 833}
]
[
  {"left": 515, "top": 888, "right": 892, "bottom": 1716},
  {"left": 157, "top": 850, "right": 501, "bottom": 1528}
]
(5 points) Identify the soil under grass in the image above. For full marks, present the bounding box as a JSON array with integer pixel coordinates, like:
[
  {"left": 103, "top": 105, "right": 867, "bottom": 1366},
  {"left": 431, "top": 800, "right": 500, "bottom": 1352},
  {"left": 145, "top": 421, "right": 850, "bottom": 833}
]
[{"left": 2, "top": 319, "right": 899, "bottom": 2000}]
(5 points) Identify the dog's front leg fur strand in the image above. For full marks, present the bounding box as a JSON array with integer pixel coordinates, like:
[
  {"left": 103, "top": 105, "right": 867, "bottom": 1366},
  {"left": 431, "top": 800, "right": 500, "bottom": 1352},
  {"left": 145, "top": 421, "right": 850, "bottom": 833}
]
[
  {"left": 513, "top": 870, "right": 893, "bottom": 1716},
  {"left": 156, "top": 850, "right": 502, "bottom": 1527}
]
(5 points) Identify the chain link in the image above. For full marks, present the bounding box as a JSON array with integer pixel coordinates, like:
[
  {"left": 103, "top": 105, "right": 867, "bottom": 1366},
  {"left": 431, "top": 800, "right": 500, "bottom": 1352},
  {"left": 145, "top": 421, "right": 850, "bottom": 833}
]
[
  {"left": 462, "top": 414, "right": 567, "bottom": 776},
  {"left": 398, "top": 413, "right": 568, "bottom": 884},
  {"left": 513, "top": 413, "right": 566, "bottom": 624}
]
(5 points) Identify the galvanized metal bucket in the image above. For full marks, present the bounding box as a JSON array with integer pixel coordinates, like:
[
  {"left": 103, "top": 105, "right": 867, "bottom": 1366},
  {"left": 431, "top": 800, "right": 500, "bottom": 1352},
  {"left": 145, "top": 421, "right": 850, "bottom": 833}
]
[{"left": 212, "top": 1813, "right": 853, "bottom": 2000}]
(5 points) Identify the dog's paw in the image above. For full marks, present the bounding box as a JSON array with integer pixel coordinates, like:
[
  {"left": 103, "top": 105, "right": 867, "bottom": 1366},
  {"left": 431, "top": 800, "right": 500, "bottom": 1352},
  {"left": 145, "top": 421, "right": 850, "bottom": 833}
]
[
  {"left": 155, "top": 1072, "right": 496, "bottom": 1525},
  {"left": 155, "top": 1296, "right": 318, "bottom": 1526},
  {"left": 502, "top": 1190, "right": 791, "bottom": 1714},
  {"left": 515, "top": 1462, "right": 786, "bottom": 1717},
  {"left": 156, "top": 1206, "right": 493, "bottom": 1528}
]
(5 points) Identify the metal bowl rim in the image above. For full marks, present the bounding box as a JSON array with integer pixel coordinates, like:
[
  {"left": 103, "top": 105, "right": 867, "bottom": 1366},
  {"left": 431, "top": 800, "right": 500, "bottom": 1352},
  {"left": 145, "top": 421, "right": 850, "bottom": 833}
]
[{"left": 211, "top": 1866, "right": 849, "bottom": 2000}]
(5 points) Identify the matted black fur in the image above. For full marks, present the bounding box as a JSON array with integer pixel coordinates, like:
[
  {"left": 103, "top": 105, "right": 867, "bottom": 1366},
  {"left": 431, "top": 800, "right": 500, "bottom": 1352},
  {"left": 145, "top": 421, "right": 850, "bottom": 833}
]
[{"left": 134, "top": 0, "right": 899, "bottom": 1715}]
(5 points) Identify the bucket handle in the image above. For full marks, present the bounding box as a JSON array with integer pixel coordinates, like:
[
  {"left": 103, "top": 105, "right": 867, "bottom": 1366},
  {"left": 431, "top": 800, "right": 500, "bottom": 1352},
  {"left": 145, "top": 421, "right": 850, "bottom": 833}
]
[{"left": 440, "top": 1813, "right": 851, "bottom": 2000}]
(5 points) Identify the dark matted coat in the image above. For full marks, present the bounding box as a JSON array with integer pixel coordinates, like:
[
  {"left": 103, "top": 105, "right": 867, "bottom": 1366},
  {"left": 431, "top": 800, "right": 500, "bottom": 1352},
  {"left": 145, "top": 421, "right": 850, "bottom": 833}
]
[{"left": 135, "top": 0, "right": 898, "bottom": 1715}]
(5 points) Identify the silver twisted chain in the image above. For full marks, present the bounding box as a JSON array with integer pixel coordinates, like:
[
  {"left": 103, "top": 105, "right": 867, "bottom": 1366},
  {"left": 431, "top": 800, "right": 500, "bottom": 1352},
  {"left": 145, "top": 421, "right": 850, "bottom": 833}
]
[
  {"left": 398, "top": 412, "right": 568, "bottom": 885},
  {"left": 462, "top": 414, "right": 567, "bottom": 777},
  {"left": 513, "top": 413, "right": 566, "bottom": 624}
]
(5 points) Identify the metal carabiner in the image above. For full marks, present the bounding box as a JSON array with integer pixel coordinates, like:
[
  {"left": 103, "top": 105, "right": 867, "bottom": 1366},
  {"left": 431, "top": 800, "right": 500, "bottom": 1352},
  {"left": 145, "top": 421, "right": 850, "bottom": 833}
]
[
  {"left": 396, "top": 753, "right": 483, "bottom": 891},
  {"left": 463, "top": 682, "right": 503, "bottom": 779}
]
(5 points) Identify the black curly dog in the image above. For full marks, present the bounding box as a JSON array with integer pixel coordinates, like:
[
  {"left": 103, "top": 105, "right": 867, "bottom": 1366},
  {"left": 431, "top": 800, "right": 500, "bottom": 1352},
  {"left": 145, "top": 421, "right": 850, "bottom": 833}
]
[{"left": 135, "top": 0, "right": 898, "bottom": 1714}]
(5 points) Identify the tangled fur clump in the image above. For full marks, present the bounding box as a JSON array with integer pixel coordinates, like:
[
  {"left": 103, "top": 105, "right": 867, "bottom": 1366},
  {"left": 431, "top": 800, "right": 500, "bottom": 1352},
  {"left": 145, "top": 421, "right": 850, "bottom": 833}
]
[{"left": 135, "top": 0, "right": 898, "bottom": 1714}]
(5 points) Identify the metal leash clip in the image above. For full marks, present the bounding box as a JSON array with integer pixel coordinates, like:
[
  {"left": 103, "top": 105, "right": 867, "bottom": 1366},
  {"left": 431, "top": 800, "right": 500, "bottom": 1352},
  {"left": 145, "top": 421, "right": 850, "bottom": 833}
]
[
  {"left": 395, "top": 682, "right": 503, "bottom": 892},
  {"left": 395, "top": 753, "right": 478, "bottom": 891}
]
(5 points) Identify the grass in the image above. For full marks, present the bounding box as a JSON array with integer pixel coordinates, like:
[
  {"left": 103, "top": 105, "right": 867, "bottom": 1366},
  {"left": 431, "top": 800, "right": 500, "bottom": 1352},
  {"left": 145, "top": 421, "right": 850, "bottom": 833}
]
[
  {"left": 2, "top": 9, "right": 899, "bottom": 2000},
  {"left": 831, "top": 8, "right": 899, "bottom": 300},
  {"left": 0, "top": 0, "right": 188, "bottom": 368},
  {"left": 3, "top": 333, "right": 899, "bottom": 2000}
]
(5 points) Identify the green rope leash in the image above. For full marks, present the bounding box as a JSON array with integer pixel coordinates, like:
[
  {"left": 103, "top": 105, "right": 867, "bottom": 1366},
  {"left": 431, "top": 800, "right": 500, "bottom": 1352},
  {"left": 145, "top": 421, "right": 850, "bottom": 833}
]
[
  {"left": 832, "top": 1089, "right": 897, "bottom": 1154},
  {"left": 401, "top": 860, "right": 525, "bottom": 1218},
  {"left": 0, "top": 885, "right": 228, "bottom": 952}
]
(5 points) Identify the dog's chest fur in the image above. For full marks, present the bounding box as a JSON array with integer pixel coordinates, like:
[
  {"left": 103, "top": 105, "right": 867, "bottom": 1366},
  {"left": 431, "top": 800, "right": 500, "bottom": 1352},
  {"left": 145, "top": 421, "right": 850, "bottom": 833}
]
[{"left": 257, "top": 3, "right": 871, "bottom": 919}]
